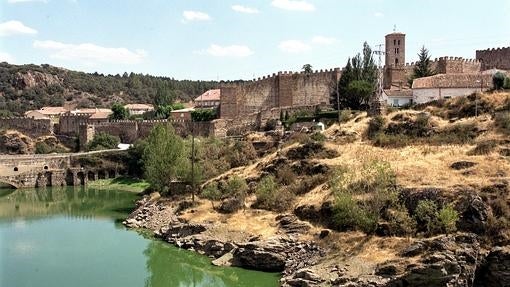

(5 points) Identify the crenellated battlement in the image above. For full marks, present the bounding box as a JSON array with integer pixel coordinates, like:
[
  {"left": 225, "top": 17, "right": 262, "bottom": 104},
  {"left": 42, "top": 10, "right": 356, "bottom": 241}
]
[
  {"left": 221, "top": 68, "right": 341, "bottom": 89},
  {"left": 476, "top": 47, "right": 510, "bottom": 70}
]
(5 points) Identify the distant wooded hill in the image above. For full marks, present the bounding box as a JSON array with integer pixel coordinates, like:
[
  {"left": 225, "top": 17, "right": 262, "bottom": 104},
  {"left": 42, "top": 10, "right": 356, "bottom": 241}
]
[{"left": 0, "top": 62, "right": 243, "bottom": 116}]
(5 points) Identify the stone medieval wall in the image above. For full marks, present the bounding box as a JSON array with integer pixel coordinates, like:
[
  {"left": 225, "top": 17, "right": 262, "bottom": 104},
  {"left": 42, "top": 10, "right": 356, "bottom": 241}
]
[
  {"left": 220, "top": 68, "right": 340, "bottom": 120},
  {"left": 0, "top": 117, "right": 53, "bottom": 137},
  {"left": 476, "top": 47, "right": 510, "bottom": 71},
  {"left": 403, "top": 57, "right": 482, "bottom": 83}
]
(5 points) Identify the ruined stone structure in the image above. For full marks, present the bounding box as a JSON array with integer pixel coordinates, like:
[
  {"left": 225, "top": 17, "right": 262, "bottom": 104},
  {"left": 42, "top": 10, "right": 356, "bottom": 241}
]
[
  {"left": 220, "top": 69, "right": 341, "bottom": 120},
  {"left": 0, "top": 117, "right": 53, "bottom": 137},
  {"left": 0, "top": 150, "right": 122, "bottom": 189},
  {"left": 78, "top": 119, "right": 224, "bottom": 145},
  {"left": 476, "top": 47, "right": 510, "bottom": 71}
]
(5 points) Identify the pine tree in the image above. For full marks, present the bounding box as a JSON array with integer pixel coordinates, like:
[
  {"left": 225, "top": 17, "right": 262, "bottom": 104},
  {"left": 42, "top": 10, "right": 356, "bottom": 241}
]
[{"left": 413, "top": 46, "right": 435, "bottom": 79}]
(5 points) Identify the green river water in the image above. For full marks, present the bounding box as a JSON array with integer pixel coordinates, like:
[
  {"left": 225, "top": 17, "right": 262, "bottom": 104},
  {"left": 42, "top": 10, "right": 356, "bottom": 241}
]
[{"left": 0, "top": 186, "right": 280, "bottom": 287}]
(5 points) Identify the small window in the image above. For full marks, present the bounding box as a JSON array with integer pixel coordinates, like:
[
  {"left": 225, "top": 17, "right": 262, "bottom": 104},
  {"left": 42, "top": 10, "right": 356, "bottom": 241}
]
[
  {"left": 14, "top": 167, "right": 18, "bottom": 172},
  {"left": 44, "top": 166, "right": 48, "bottom": 170},
  {"left": 394, "top": 39, "right": 396, "bottom": 45},
  {"left": 398, "top": 40, "right": 401, "bottom": 45},
  {"left": 393, "top": 99, "right": 399, "bottom": 106},
  {"left": 397, "top": 48, "right": 399, "bottom": 54},
  {"left": 395, "top": 59, "right": 399, "bottom": 65}
]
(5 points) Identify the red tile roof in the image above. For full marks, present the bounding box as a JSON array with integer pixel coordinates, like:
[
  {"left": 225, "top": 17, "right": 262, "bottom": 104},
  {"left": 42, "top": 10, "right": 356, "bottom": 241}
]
[
  {"left": 412, "top": 73, "right": 493, "bottom": 89},
  {"left": 195, "top": 89, "right": 221, "bottom": 102}
]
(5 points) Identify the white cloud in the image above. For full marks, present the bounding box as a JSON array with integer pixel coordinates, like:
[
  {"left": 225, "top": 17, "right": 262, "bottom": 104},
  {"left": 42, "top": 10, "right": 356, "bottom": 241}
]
[
  {"left": 203, "top": 44, "right": 253, "bottom": 58},
  {"left": 279, "top": 40, "right": 311, "bottom": 53},
  {"left": 271, "top": 0, "right": 315, "bottom": 12},
  {"left": 232, "top": 5, "right": 259, "bottom": 14},
  {"left": 0, "top": 20, "right": 37, "bottom": 36},
  {"left": 182, "top": 10, "right": 211, "bottom": 22},
  {"left": 311, "top": 36, "right": 337, "bottom": 45},
  {"left": 7, "top": 0, "right": 47, "bottom": 3},
  {"left": 33, "top": 40, "right": 147, "bottom": 65},
  {"left": 0, "top": 52, "right": 14, "bottom": 63},
  {"left": 374, "top": 12, "right": 384, "bottom": 18}
]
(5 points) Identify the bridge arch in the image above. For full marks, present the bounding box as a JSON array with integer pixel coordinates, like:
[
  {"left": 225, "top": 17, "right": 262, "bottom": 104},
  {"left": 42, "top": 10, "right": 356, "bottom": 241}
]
[{"left": 0, "top": 179, "right": 19, "bottom": 189}]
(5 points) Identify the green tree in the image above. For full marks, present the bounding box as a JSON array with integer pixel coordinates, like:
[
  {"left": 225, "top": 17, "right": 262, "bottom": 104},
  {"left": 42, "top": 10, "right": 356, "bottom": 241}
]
[
  {"left": 143, "top": 124, "right": 187, "bottom": 192},
  {"left": 87, "top": 132, "right": 120, "bottom": 151},
  {"left": 335, "top": 42, "right": 377, "bottom": 110},
  {"left": 493, "top": 72, "right": 506, "bottom": 90},
  {"left": 412, "top": 46, "right": 435, "bottom": 79},
  {"left": 302, "top": 64, "right": 313, "bottom": 74},
  {"left": 110, "top": 102, "right": 129, "bottom": 120}
]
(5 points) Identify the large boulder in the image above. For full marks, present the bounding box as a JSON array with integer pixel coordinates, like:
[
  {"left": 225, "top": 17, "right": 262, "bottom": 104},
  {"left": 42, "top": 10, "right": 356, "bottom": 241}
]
[
  {"left": 456, "top": 194, "right": 490, "bottom": 234},
  {"left": 474, "top": 246, "right": 510, "bottom": 287},
  {"left": 233, "top": 240, "right": 286, "bottom": 272}
]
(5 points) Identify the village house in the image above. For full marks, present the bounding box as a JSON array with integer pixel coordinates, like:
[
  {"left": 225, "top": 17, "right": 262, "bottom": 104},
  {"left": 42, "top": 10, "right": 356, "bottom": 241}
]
[
  {"left": 24, "top": 106, "right": 67, "bottom": 123},
  {"left": 124, "top": 104, "right": 154, "bottom": 115},
  {"left": 412, "top": 73, "right": 493, "bottom": 104},
  {"left": 194, "top": 89, "right": 220, "bottom": 108}
]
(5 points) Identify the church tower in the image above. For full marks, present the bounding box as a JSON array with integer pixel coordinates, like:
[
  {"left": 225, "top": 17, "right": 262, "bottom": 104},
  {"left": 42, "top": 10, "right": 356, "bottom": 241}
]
[{"left": 384, "top": 31, "right": 406, "bottom": 89}]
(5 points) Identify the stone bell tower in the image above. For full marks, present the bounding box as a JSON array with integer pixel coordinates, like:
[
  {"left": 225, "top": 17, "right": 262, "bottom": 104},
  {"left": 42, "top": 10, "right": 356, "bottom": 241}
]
[{"left": 384, "top": 31, "right": 406, "bottom": 89}]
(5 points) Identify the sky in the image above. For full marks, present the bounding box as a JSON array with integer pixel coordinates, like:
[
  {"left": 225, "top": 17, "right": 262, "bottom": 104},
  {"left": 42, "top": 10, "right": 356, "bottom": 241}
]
[{"left": 1, "top": 0, "right": 509, "bottom": 80}]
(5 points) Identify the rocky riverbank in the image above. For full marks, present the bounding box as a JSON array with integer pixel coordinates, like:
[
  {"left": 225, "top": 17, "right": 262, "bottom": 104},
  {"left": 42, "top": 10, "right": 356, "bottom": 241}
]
[{"left": 123, "top": 193, "right": 510, "bottom": 287}]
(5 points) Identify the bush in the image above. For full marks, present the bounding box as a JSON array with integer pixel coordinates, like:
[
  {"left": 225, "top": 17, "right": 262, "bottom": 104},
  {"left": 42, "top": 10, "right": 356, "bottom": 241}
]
[
  {"left": 310, "top": 132, "right": 326, "bottom": 142},
  {"left": 253, "top": 176, "right": 294, "bottom": 212},
  {"left": 276, "top": 166, "right": 296, "bottom": 186},
  {"left": 367, "top": 116, "right": 386, "bottom": 139},
  {"left": 468, "top": 140, "right": 498, "bottom": 155},
  {"left": 191, "top": 108, "right": 217, "bottom": 122},
  {"left": 387, "top": 206, "right": 416, "bottom": 236},
  {"left": 493, "top": 72, "right": 506, "bottom": 90},
  {"left": 201, "top": 182, "right": 221, "bottom": 208},
  {"left": 495, "top": 112, "right": 510, "bottom": 134},
  {"left": 87, "top": 132, "right": 120, "bottom": 151},
  {"left": 414, "top": 200, "right": 439, "bottom": 235},
  {"left": 35, "top": 142, "right": 52, "bottom": 154},
  {"left": 504, "top": 77, "right": 510, "bottom": 89},
  {"left": 223, "top": 176, "right": 248, "bottom": 199},
  {"left": 414, "top": 200, "right": 459, "bottom": 235},
  {"left": 331, "top": 161, "right": 398, "bottom": 234},
  {"left": 288, "top": 174, "right": 329, "bottom": 195},
  {"left": 437, "top": 204, "right": 459, "bottom": 234}
]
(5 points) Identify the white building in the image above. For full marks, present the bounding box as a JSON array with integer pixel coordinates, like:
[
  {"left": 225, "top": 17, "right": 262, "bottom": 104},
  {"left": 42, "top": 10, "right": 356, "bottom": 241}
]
[
  {"left": 383, "top": 89, "right": 413, "bottom": 107},
  {"left": 124, "top": 104, "right": 154, "bottom": 115},
  {"left": 412, "top": 73, "right": 493, "bottom": 104}
]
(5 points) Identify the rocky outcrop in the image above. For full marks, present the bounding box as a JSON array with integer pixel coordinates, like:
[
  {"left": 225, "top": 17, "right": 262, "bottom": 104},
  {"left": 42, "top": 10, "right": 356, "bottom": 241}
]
[
  {"left": 0, "top": 131, "right": 32, "bottom": 154},
  {"left": 474, "top": 246, "right": 510, "bottom": 287},
  {"left": 387, "top": 234, "right": 481, "bottom": 287},
  {"left": 14, "top": 71, "right": 62, "bottom": 90}
]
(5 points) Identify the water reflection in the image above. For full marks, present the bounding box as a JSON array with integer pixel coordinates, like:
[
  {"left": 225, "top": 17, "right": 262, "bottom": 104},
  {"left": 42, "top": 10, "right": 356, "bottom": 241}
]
[
  {"left": 0, "top": 187, "right": 280, "bottom": 287},
  {"left": 0, "top": 186, "right": 138, "bottom": 220}
]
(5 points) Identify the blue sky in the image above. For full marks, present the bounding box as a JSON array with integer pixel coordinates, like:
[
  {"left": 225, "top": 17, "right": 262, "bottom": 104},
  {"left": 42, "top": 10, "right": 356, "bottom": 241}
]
[{"left": 1, "top": 0, "right": 509, "bottom": 80}]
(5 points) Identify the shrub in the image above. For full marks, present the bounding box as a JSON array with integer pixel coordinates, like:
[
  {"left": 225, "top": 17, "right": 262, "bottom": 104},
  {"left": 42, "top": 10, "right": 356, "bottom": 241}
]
[
  {"left": 437, "top": 204, "right": 459, "bottom": 234},
  {"left": 331, "top": 161, "right": 397, "bottom": 234},
  {"left": 254, "top": 176, "right": 294, "bottom": 212},
  {"left": 35, "top": 142, "right": 52, "bottom": 154},
  {"left": 223, "top": 176, "right": 248, "bottom": 199},
  {"left": 468, "top": 140, "right": 498, "bottom": 155},
  {"left": 367, "top": 116, "right": 386, "bottom": 139},
  {"left": 387, "top": 206, "right": 417, "bottom": 236},
  {"left": 493, "top": 72, "right": 506, "bottom": 90},
  {"left": 191, "top": 108, "right": 217, "bottom": 122},
  {"left": 495, "top": 112, "right": 510, "bottom": 134},
  {"left": 288, "top": 174, "right": 329, "bottom": 195},
  {"left": 87, "top": 132, "right": 120, "bottom": 151},
  {"left": 276, "top": 166, "right": 296, "bottom": 186},
  {"left": 310, "top": 132, "right": 326, "bottom": 142},
  {"left": 414, "top": 200, "right": 439, "bottom": 235},
  {"left": 504, "top": 77, "right": 510, "bottom": 89},
  {"left": 201, "top": 182, "right": 221, "bottom": 208}
]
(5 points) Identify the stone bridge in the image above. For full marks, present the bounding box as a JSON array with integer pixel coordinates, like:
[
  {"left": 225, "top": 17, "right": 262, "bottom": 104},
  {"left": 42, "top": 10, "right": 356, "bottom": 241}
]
[{"left": 0, "top": 149, "right": 125, "bottom": 189}]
